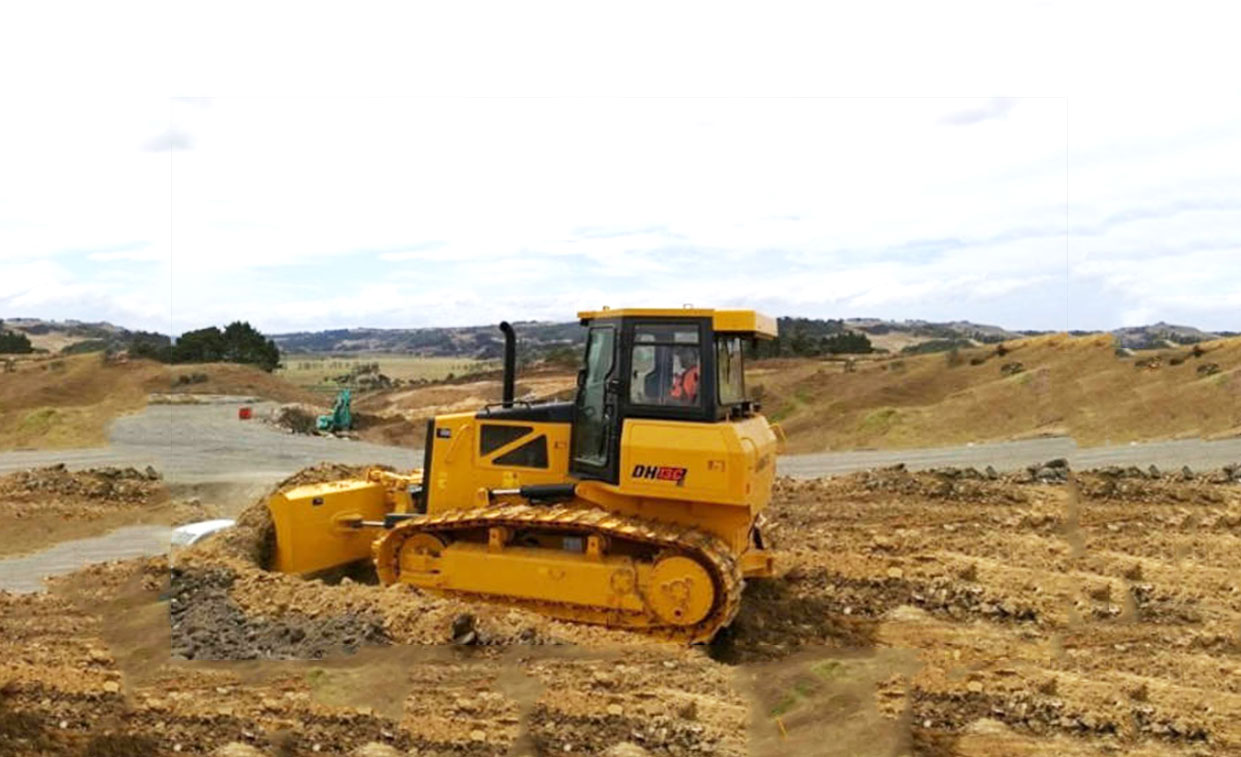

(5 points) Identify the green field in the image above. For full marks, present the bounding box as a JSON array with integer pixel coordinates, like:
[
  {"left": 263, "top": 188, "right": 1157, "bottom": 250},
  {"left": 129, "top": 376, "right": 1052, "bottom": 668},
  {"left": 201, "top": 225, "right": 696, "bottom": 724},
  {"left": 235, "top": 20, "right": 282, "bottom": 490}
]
[{"left": 278, "top": 354, "right": 497, "bottom": 393}]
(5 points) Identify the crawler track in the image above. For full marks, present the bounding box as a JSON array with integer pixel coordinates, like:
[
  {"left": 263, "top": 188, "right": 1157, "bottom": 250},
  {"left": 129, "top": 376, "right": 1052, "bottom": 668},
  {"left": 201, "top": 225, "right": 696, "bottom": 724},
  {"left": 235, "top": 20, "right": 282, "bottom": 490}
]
[{"left": 373, "top": 503, "right": 744, "bottom": 643}]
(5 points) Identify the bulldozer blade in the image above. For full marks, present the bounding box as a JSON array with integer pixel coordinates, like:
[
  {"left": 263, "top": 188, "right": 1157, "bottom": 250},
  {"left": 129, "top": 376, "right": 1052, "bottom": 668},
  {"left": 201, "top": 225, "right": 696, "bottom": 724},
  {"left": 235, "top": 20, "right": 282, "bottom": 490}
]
[{"left": 268, "top": 478, "right": 388, "bottom": 575}]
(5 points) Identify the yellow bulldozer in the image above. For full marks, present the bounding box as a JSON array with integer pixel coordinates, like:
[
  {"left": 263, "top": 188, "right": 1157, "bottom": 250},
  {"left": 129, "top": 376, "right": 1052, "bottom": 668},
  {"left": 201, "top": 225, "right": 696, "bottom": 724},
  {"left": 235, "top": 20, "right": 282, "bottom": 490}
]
[{"left": 268, "top": 308, "right": 782, "bottom": 642}]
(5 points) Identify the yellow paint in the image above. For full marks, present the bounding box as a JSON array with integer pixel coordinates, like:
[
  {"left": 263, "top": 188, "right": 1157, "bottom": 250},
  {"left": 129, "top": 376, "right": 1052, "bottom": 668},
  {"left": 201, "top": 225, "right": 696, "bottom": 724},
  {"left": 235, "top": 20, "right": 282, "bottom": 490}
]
[
  {"left": 423, "top": 542, "right": 649, "bottom": 613},
  {"left": 575, "top": 307, "right": 777, "bottom": 339},
  {"left": 268, "top": 479, "right": 387, "bottom": 574},
  {"left": 270, "top": 469, "right": 420, "bottom": 575}
]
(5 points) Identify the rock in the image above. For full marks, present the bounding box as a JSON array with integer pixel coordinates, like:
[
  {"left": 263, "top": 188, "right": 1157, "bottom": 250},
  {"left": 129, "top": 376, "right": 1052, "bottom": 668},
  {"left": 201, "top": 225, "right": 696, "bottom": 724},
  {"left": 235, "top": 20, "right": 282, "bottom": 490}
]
[
  {"left": 604, "top": 744, "right": 652, "bottom": 757},
  {"left": 214, "top": 743, "right": 265, "bottom": 757},
  {"left": 451, "top": 613, "right": 479, "bottom": 645},
  {"left": 965, "top": 718, "right": 1011, "bottom": 735},
  {"left": 1148, "top": 465, "right": 1161, "bottom": 478},
  {"left": 469, "top": 730, "right": 486, "bottom": 742},
  {"left": 886, "top": 567, "right": 904, "bottom": 579},
  {"left": 102, "top": 681, "right": 121, "bottom": 693},
  {"left": 607, "top": 704, "right": 624, "bottom": 716},
  {"left": 966, "top": 681, "right": 983, "bottom": 693}
]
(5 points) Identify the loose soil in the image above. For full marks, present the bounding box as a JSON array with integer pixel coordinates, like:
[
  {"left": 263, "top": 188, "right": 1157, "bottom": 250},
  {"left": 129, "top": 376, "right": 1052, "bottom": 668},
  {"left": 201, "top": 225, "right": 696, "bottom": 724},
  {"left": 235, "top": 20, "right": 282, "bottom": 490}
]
[
  {"left": 5, "top": 462, "right": 1241, "bottom": 754},
  {"left": 0, "top": 465, "right": 216, "bottom": 557}
]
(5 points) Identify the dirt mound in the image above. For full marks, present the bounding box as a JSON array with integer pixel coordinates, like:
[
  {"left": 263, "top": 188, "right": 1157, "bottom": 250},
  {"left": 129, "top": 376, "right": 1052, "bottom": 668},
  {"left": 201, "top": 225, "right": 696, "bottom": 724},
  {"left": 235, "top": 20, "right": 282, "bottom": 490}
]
[
  {"left": 772, "top": 464, "right": 1043, "bottom": 505},
  {"left": 1076, "top": 463, "right": 1241, "bottom": 505},
  {"left": 265, "top": 402, "right": 321, "bottom": 435},
  {"left": 0, "top": 465, "right": 183, "bottom": 558},
  {"left": 0, "top": 463, "right": 162, "bottom": 504}
]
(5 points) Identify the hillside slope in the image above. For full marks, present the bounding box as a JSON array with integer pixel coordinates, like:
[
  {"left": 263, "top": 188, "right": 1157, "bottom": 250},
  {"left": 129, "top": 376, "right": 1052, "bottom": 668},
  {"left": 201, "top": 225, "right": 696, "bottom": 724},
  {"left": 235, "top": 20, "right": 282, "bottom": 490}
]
[
  {"left": 0, "top": 355, "right": 167, "bottom": 449},
  {"left": 0, "top": 355, "right": 323, "bottom": 451},
  {"left": 758, "top": 335, "right": 1241, "bottom": 453}
]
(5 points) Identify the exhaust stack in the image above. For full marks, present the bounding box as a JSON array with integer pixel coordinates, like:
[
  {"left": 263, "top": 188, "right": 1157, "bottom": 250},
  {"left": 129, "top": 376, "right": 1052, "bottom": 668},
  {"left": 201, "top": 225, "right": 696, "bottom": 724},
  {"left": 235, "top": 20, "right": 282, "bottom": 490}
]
[{"left": 499, "top": 321, "right": 516, "bottom": 407}]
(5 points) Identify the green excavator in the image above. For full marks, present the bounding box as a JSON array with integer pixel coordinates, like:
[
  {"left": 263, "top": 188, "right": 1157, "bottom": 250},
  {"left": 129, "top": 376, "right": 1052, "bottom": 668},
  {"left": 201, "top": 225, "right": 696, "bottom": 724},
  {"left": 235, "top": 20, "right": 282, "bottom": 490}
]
[{"left": 317, "top": 388, "right": 353, "bottom": 433}]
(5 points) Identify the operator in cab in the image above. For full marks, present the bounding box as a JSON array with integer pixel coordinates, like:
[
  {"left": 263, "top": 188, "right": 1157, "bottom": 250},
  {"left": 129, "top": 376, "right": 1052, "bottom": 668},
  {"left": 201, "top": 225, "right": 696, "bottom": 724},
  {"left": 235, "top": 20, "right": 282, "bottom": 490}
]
[{"left": 670, "top": 347, "right": 700, "bottom": 404}]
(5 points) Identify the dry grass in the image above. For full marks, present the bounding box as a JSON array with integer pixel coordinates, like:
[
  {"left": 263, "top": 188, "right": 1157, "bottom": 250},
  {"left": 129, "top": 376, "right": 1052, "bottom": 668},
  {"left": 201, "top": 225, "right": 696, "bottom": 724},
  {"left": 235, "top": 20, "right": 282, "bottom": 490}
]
[
  {"left": 277, "top": 354, "right": 496, "bottom": 392},
  {"left": 1064, "top": 336, "right": 1241, "bottom": 445},
  {"left": 0, "top": 355, "right": 166, "bottom": 449},
  {"left": 0, "top": 355, "right": 324, "bottom": 450},
  {"left": 4, "top": 336, "right": 1237, "bottom": 454},
  {"left": 166, "top": 362, "right": 325, "bottom": 405},
  {"left": 755, "top": 334, "right": 1241, "bottom": 453}
]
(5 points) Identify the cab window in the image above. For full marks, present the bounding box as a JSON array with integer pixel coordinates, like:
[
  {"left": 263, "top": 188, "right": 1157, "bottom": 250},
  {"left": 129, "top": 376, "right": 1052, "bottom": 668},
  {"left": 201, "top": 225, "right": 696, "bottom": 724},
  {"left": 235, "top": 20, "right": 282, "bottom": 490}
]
[
  {"left": 572, "top": 326, "right": 616, "bottom": 467},
  {"left": 629, "top": 324, "right": 702, "bottom": 407},
  {"left": 716, "top": 336, "right": 745, "bottom": 405}
]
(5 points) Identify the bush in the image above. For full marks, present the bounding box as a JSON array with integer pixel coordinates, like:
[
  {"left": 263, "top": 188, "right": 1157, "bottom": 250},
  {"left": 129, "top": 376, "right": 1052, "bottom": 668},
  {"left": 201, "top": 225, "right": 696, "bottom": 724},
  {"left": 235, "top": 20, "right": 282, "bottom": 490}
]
[
  {"left": 901, "top": 338, "right": 973, "bottom": 355},
  {"left": 822, "top": 331, "right": 874, "bottom": 355},
  {"left": 134, "top": 321, "right": 280, "bottom": 372},
  {"left": 0, "top": 328, "right": 33, "bottom": 354},
  {"left": 60, "top": 339, "right": 108, "bottom": 355}
]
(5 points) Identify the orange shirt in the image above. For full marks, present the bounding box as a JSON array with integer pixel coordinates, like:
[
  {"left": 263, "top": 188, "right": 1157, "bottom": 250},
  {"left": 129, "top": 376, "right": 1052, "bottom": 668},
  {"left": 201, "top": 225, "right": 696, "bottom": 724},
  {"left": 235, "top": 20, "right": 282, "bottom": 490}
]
[{"left": 671, "top": 364, "right": 700, "bottom": 402}]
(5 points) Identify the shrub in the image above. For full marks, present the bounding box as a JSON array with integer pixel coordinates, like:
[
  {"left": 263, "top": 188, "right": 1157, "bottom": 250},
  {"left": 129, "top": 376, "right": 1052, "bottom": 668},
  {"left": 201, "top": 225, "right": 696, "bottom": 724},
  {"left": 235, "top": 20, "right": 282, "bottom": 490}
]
[{"left": 0, "top": 328, "right": 33, "bottom": 354}]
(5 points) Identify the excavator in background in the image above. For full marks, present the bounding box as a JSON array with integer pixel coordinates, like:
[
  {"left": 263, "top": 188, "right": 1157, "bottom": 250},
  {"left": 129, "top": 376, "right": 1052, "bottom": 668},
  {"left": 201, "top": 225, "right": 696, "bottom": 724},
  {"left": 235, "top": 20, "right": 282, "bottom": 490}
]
[
  {"left": 317, "top": 388, "right": 353, "bottom": 433},
  {"left": 268, "top": 308, "right": 782, "bottom": 642}
]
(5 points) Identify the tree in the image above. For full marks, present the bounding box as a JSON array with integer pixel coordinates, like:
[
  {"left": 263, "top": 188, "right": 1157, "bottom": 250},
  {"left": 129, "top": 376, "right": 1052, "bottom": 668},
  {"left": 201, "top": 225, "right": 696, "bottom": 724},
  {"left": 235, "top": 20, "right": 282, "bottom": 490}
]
[
  {"left": 822, "top": 331, "right": 873, "bottom": 354},
  {"left": 173, "top": 326, "right": 227, "bottom": 363},
  {"left": 132, "top": 321, "right": 281, "bottom": 372},
  {"left": 0, "top": 324, "right": 33, "bottom": 354},
  {"left": 219, "top": 321, "right": 281, "bottom": 371}
]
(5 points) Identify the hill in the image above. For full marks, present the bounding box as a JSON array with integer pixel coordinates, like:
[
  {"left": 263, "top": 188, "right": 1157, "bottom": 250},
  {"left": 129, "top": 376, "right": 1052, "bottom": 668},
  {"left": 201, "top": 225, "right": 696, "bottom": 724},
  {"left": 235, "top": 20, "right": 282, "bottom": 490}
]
[
  {"left": 270, "top": 317, "right": 1036, "bottom": 359},
  {"left": 758, "top": 334, "right": 1241, "bottom": 453},
  {"left": 0, "top": 317, "right": 169, "bottom": 355},
  {"left": 272, "top": 321, "right": 583, "bottom": 359},
  {"left": 1110, "top": 321, "right": 1239, "bottom": 350},
  {"left": 0, "top": 354, "right": 168, "bottom": 449},
  {"left": 0, "top": 353, "right": 323, "bottom": 451}
]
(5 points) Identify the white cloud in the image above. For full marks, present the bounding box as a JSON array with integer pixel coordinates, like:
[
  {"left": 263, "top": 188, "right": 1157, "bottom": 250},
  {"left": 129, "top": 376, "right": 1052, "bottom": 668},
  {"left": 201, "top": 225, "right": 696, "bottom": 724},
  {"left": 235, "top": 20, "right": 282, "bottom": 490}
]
[{"left": 1, "top": 4, "right": 1239, "bottom": 333}]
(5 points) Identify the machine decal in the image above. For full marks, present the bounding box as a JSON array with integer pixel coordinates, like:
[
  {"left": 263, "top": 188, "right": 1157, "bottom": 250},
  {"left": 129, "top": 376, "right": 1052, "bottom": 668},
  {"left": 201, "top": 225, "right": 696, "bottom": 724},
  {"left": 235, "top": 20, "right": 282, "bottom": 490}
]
[
  {"left": 632, "top": 464, "right": 688, "bottom": 485},
  {"left": 436, "top": 428, "right": 452, "bottom": 439}
]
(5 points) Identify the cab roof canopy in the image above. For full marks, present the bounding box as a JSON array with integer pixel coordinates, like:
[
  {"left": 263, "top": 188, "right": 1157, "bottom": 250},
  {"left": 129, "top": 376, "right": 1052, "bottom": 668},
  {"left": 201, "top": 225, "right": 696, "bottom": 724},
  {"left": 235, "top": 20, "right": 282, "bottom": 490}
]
[{"left": 577, "top": 307, "right": 777, "bottom": 340}]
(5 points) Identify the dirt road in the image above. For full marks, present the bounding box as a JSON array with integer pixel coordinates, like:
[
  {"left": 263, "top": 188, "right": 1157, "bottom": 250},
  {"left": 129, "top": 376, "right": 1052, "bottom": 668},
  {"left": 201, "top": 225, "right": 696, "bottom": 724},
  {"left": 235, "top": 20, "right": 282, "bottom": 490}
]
[
  {"left": 0, "top": 400, "right": 415, "bottom": 484},
  {"left": 0, "top": 524, "right": 170, "bottom": 592},
  {"left": 1, "top": 401, "right": 1235, "bottom": 484}
]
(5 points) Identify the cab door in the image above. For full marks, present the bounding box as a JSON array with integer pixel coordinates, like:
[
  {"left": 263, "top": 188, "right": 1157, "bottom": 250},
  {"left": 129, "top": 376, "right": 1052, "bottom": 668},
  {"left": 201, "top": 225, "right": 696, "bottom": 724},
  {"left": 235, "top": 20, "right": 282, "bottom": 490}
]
[{"left": 570, "top": 323, "right": 620, "bottom": 481}]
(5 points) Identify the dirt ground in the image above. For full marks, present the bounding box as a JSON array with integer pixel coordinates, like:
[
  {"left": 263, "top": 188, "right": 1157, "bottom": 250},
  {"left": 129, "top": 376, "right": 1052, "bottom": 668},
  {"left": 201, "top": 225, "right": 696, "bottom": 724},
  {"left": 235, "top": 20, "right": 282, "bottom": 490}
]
[
  {"left": 4, "top": 462, "right": 1241, "bottom": 755},
  {"left": 0, "top": 464, "right": 217, "bottom": 557}
]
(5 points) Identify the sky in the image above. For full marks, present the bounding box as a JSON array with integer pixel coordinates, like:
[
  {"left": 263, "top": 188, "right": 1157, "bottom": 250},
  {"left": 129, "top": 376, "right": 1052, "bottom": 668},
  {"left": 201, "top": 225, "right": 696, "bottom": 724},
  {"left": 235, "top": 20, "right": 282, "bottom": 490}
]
[{"left": 1, "top": 2, "right": 1239, "bottom": 335}]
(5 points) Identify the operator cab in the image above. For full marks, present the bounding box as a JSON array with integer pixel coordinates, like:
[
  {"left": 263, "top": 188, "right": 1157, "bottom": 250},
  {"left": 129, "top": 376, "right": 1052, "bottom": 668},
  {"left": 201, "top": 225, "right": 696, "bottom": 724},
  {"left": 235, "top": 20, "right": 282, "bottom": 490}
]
[{"left": 570, "top": 308, "right": 777, "bottom": 483}]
